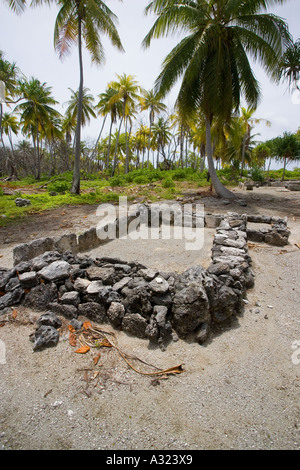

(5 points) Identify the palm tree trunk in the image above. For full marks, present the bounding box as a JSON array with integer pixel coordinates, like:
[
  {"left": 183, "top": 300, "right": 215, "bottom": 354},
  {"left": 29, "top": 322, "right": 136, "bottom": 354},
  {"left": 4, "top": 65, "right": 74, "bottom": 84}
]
[
  {"left": 124, "top": 116, "right": 129, "bottom": 174},
  {"left": 91, "top": 115, "right": 107, "bottom": 160},
  {"left": 71, "top": 17, "right": 84, "bottom": 194},
  {"left": 147, "top": 114, "right": 153, "bottom": 169},
  {"left": 8, "top": 129, "right": 18, "bottom": 179},
  {"left": 36, "top": 122, "right": 41, "bottom": 180},
  {"left": 31, "top": 131, "right": 38, "bottom": 179},
  {"left": 281, "top": 156, "right": 287, "bottom": 181},
  {"left": 266, "top": 157, "right": 272, "bottom": 180},
  {"left": 106, "top": 118, "right": 114, "bottom": 170},
  {"left": 205, "top": 115, "right": 235, "bottom": 199},
  {"left": 112, "top": 101, "right": 125, "bottom": 176},
  {"left": 240, "top": 133, "right": 247, "bottom": 177},
  {"left": 200, "top": 143, "right": 206, "bottom": 172}
]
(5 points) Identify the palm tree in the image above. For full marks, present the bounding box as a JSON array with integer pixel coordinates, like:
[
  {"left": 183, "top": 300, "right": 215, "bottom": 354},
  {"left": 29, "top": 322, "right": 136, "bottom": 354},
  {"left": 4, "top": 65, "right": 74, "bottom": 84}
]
[
  {"left": 65, "top": 87, "right": 96, "bottom": 130},
  {"left": 272, "top": 132, "right": 300, "bottom": 180},
  {"left": 279, "top": 37, "right": 300, "bottom": 91},
  {"left": 108, "top": 74, "right": 141, "bottom": 175},
  {"left": 1, "top": 111, "right": 19, "bottom": 179},
  {"left": 0, "top": 52, "right": 20, "bottom": 155},
  {"left": 16, "top": 77, "right": 60, "bottom": 179},
  {"left": 134, "top": 124, "right": 150, "bottom": 168},
  {"left": 152, "top": 116, "right": 172, "bottom": 168},
  {"left": 139, "top": 88, "right": 167, "bottom": 169},
  {"left": 143, "top": 0, "right": 290, "bottom": 199},
  {"left": 53, "top": 0, "right": 124, "bottom": 193},
  {"left": 239, "top": 106, "right": 271, "bottom": 176},
  {"left": 95, "top": 85, "right": 123, "bottom": 169},
  {"left": 3, "top": 0, "right": 26, "bottom": 14},
  {"left": 224, "top": 114, "right": 258, "bottom": 171},
  {"left": 189, "top": 110, "right": 206, "bottom": 171}
]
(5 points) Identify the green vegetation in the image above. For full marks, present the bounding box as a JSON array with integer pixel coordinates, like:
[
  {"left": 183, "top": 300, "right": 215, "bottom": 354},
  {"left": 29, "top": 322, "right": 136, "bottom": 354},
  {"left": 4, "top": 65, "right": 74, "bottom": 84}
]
[{"left": 2, "top": 166, "right": 300, "bottom": 227}]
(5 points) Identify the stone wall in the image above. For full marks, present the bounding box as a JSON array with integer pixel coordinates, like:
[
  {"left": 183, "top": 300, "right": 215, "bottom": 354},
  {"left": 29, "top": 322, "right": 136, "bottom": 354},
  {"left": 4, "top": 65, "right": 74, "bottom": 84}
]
[
  {"left": 1, "top": 210, "right": 258, "bottom": 351},
  {"left": 1, "top": 204, "right": 291, "bottom": 350},
  {"left": 12, "top": 203, "right": 290, "bottom": 266}
]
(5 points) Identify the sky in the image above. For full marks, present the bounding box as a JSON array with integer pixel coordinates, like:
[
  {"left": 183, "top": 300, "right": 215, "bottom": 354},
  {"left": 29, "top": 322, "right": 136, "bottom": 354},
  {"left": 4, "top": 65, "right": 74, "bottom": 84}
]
[{"left": 1, "top": 0, "right": 300, "bottom": 147}]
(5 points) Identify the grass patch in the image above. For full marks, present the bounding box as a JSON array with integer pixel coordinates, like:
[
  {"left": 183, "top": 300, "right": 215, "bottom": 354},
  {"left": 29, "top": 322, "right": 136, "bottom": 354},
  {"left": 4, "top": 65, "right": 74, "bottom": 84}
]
[{"left": 0, "top": 189, "right": 121, "bottom": 227}]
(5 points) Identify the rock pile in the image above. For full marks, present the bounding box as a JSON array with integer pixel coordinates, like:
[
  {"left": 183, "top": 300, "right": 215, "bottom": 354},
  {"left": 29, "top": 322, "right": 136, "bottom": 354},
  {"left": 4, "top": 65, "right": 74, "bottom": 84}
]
[
  {"left": 0, "top": 212, "right": 255, "bottom": 351},
  {"left": 246, "top": 215, "right": 290, "bottom": 246}
]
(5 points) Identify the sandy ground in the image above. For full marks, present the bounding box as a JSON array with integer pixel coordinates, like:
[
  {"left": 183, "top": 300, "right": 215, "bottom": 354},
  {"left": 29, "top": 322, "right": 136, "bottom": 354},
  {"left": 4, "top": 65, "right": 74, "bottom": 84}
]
[{"left": 0, "top": 185, "right": 300, "bottom": 451}]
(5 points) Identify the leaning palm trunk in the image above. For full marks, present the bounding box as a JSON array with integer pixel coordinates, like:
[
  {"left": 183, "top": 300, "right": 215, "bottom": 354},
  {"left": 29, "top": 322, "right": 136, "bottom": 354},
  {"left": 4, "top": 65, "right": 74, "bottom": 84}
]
[
  {"left": 205, "top": 116, "right": 235, "bottom": 199},
  {"left": 106, "top": 119, "right": 114, "bottom": 170},
  {"left": 91, "top": 115, "right": 107, "bottom": 161},
  {"left": 72, "top": 18, "right": 84, "bottom": 194}
]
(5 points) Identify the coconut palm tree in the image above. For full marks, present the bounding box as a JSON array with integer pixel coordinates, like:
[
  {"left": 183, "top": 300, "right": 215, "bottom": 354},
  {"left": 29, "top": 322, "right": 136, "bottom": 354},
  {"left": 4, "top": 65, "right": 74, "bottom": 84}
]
[
  {"left": 3, "top": 0, "right": 26, "bottom": 14},
  {"left": 1, "top": 111, "right": 19, "bottom": 179},
  {"left": 108, "top": 74, "right": 141, "bottom": 175},
  {"left": 143, "top": 0, "right": 291, "bottom": 198},
  {"left": 279, "top": 37, "right": 300, "bottom": 91},
  {"left": 65, "top": 87, "right": 96, "bottom": 130},
  {"left": 95, "top": 86, "right": 123, "bottom": 170},
  {"left": 189, "top": 109, "right": 206, "bottom": 171},
  {"left": 239, "top": 106, "right": 271, "bottom": 176},
  {"left": 152, "top": 116, "right": 172, "bottom": 168},
  {"left": 0, "top": 52, "right": 20, "bottom": 155},
  {"left": 16, "top": 77, "right": 60, "bottom": 179},
  {"left": 52, "top": 0, "right": 124, "bottom": 193},
  {"left": 139, "top": 88, "right": 167, "bottom": 169}
]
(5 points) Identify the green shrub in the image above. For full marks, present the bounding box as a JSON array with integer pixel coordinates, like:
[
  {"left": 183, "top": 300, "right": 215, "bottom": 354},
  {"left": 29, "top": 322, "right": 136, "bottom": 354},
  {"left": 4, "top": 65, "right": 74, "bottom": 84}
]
[
  {"left": 162, "top": 178, "right": 175, "bottom": 188},
  {"left": 172, "top": 169, "right": 187, "bottom": 180},
  {"left": 47, "top": 180, "right": 71, "bottom": 193},
  {"left": 248, "top": 166, "right": 265, "bottom": 182},
  {"left": 109, "top": 175, "right": 126, "bottom": 187},
  {"left": 133, "top": 175, "right": 150, "bottom": 185}
]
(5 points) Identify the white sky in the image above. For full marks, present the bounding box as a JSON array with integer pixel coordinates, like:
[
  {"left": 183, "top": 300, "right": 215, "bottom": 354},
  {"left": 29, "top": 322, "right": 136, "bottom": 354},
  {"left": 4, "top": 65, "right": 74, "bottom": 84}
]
[{"left": 1, "top": 0, "right": 300, "bottom": 145}]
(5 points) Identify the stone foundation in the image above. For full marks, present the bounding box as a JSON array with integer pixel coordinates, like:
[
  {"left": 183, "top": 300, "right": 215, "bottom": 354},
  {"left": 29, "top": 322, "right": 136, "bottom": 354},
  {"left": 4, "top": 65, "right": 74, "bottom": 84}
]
[{"left": 0, "top": 204, "right": 291, "bottom": 350}]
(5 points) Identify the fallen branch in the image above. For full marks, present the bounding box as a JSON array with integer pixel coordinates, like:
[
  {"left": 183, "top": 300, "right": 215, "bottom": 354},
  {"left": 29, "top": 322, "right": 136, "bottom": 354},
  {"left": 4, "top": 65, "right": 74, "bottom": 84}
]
[{"left": 71, "top": 323, "right": 185, "bottom": 377}]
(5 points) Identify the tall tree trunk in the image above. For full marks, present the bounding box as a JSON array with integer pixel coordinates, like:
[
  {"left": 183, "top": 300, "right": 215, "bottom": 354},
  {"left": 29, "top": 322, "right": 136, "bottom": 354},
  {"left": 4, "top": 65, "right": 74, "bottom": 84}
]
[
  {"left": 71, "top": 17, "right": 83, "bottom": 194},
  {"left": 240, "top": 133, "right": 247, "bottom": 177},
  {"left": 205, "top": 115, "right": 235, "bottom": 199},
  {"left": 147, "top": 113, "right": 153, "bottom": 169},
  {"left": 36, "top": 122, "right": 41, "bottom": 180},
  {"left": 112, "top": 99, "right": 126, "bottom": 176},
  {"left": 31, "top": 132, "right": 38, "bottom": 179},
  {"left": 91, "top": 115, "right": 107, "bottom": 161},
  {"left": 281, "top": 156, "right": 287, "bottom": 181},
  {"left": 111, "top": 114, "right": 124, "bottom": 176},
  {"left": 106, "top": 118, "right": 114, "bottom": 170},
  {"left": 8, "top": 129, "right": 18, "bottom": 179},
  {"left": 266, "top": 157, "right": 272, "bottom": 180},
  {"left": 179, "top": 126, "right": 184, "bottom": 168},
  {"left": 124, "top": 116, "right": 129, "bottom": 174},
  {"left": 200, "top": 143, "right": 206, "bottom": 172}
]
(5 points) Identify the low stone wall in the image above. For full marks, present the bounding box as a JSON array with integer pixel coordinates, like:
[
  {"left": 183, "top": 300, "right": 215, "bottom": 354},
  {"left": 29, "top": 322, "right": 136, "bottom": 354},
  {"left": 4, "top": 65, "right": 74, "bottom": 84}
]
[
  {"left": 1, "top": 204, "right": 291, "bottom": 350},
  {"left": 1, "top": 211, "right": 256, "bottom": 350},
  {"left": 246, "top": 215, "right": 290, "bottom": 246},
  {"left": 12, "top": 204, "right": 290, "bottom": 266}
]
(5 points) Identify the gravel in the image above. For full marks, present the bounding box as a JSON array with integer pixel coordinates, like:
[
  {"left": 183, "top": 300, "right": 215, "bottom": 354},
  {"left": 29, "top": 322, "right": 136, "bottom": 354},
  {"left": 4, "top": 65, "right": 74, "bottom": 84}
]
[{"left": 0, "top": 188, "right": 300, "bottom": 450}]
